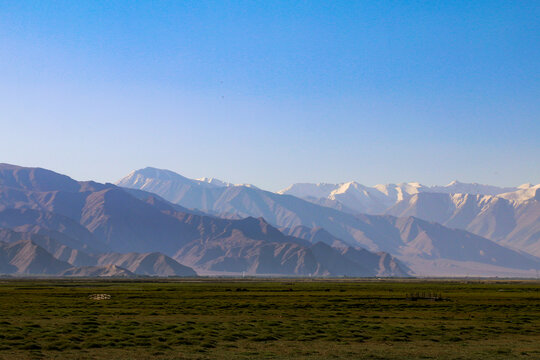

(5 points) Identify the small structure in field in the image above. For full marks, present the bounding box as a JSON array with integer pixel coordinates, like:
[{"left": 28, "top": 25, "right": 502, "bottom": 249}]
[
  {"left": 88, "top": 293, "right": 111, "bottom": 300},
  {"left": 405, "top": 291, "right": 443, "bottom": 301}
]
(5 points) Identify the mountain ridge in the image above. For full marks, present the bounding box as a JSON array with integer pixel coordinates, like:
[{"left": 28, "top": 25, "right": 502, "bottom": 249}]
[
  {"left": 117, "top": 167, "right": 540, "bottom": 277},
  {"left": 0, "top": 164, "right": 406, "bottom": 277}
]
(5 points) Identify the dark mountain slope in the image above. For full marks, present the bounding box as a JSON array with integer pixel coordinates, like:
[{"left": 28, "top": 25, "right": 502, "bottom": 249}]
[
  {"left": 392, "top": 217, "right": 540, "bottom": 270},
  {"left": 0, "top": 208, "right": 106, "bottom": 252},
  {"left": 79, "top": 187, "right": 199, "bottom": 253},
  {"left": 117, "top": 168, "right": 540, "bottom": 276},
  {"left": 387, "top": 192, "right": 540, "bottom": 256},
  {"left": 0, "top": 228, "right": 197, "bottom": 276},
  {"left": 0, "top": 163, "right": 80, "bottom": 192},
  {"left": 0, "top": 164, "right": 407, "bottom": 277},
  {"left": 0, "top": 228, "right": 95, "bottom": 266},
  {"left": 96, "top": 252, "right": 196, "bottom": 276},
  {"left": 59, "top": 265, "right": 135, "bottom": 277},
  {"left": 0, "top": 240, "right": 72, "bottom": 275},
  {"left": 281, "top": 225, "right": 348, "bottom": 248}
]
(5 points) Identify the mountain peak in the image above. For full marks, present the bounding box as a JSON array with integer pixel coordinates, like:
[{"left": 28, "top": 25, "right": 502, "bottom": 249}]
[
  {"left": 518, "top": 183, "right": 533, "bottom": 189},
  {"left": 134, "top": 167, "right": 190, "bottom": 181},
  {"left": 197, "top": 177, "right": 231, "bottom": 187},
  {"left": 0, "top": 163, "right": 80, "bottom": 192}
]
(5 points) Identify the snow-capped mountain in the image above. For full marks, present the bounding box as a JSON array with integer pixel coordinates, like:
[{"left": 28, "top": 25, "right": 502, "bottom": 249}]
[
  {"left": 279, "top": 179, "right": 539, "bottom": 257},
  {"left": 196, "top": 177, "right": 258, "bottom": 189},
  {"left": 498, "top": 183, "right": 540, "bottom": 202},
  {"left": 196, "top": 177, "right": 232, "bottom": 187},
  {"left": 278, "top": 182, "right": 424, "bottom": 214},
  {"left": 278, "top": 181, "right": 519, "bottom": 215},
  {"left": 429, "top": 180, "right": 517, "bottom": 196},
  {"left": 387, "top": 186, "right": 540, "bottom": 256}
]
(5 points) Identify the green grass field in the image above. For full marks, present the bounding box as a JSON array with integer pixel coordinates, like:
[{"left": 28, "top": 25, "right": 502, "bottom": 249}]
[{"left": 0, "top": 279, "right": 539, "bottom": 359}]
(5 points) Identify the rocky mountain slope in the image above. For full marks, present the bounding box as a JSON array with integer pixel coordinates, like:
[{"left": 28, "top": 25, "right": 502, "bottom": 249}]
[
  {"left": 0, "top": 239, "right": 72, "bottom": 275},
  {"left": 387, "top": 187, "right": 540, "bottom": 256},
  {"left": 0, "top": 164, "right": 404, "bottom": 277},
  {"left": 0, "top": 228, "right": 196, "bottom": 276},
  {"left": 117, "top": 168, "right": 540, "bottom": 276},
  {"left": 59, "top": 264, "right": 135, "bottom": 277}
]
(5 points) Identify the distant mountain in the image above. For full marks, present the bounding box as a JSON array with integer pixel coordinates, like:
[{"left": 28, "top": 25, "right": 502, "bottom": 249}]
[
  {"left": 59, "top": 265, "right": 135, "bottom": 277},
  {"left": 172, "top": 216, "right": 407, "bottom": 276},
  {"left": 278, "top": 182, "right": 423, "bottom": 214},
  {"left": 117, "top": 167, "right": 258, "bottom": 204},
  {"left": 0, "top": 166, "right": 201, "bottom": 254},
  {"left": 117, "top": 168, "right": 540, "bottom": 276},
  {"left": 0, "top": 228, "right": 95, "bottom": 266},
  {"left": 281, "top": 226, "right": 410, "bottom": 276},
  {"left": 3, "top": 163, "right": 537, "bottom": 278},
  {"left": 0, "top": 208, "right": 108, "bottom": 253},
  {"left": 0, "top": 164, "right": 405, "bottom": 277},
  {"left": 280, "top": 225, "right": 349, "bottom": 248},
  {"left": 278, "top": 180, "right": 518, "bottom": 215},
  {"left": 117, "top": 167, "right": 221, "bottom": 205},
  {"left": 96, "top": 252, "right": 197, "bottom": 276},
  {"left": 498, "top": 183, "right": 540, "bottom": 202},
  {"left": 392, "top": 217, "right": 539, "bottom": 269},
  {"left": 196, "top": 177, "right": 233, "bottom": 187},
  {"left": 430, "top": 180, "right": 518, "bottom": 196},
  {"left": 0, "top": 228, "right": 197, "bottom": 276},
  {"left": 0, "top": 240, "right": 72, "bottom": 275},
  {"left": 120, "top": 169, "right": 402, "bottom": 247},
  {"left": 387, "top": 187, "right": 540, "bottom": 257},
  {"left": 279, "top": 178, "right": 540, "bottom": 262},
  {"left": 0, "top": 236, "right": 144, "bottom": 278},
  {"left": 0, "top": 163, "right": 83, "bottom": 192},
  {"left": 337, "top": 246, "right": 410, "bottom": 277}
]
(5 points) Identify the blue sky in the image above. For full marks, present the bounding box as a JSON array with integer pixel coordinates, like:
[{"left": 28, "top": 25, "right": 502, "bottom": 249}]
[{"left": 1, "top": 1, "right": 538, "bottom": 190}]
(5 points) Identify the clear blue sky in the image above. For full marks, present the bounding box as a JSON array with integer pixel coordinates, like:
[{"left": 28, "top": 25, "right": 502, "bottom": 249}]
[{"left": 1, "top": 1, "right": 538, "bottom": 190}]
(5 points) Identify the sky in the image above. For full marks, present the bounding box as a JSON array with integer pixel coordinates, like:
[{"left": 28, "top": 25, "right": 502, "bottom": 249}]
[{"left": 1, "top": 1, "right": 539, "bottom": 191}]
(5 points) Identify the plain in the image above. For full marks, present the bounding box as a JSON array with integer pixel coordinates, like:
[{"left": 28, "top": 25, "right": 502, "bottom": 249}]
[{"left": 0, "top": 279, "right": 539, "bottom": 359}]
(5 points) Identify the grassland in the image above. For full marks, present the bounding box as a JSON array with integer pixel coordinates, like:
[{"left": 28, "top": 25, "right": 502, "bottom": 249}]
[{"left": 0, "top": 279, "right": 539, "bottom": 359}]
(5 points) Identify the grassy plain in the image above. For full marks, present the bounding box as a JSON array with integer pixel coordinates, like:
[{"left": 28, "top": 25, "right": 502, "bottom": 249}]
[{"left": 0, "top": 279, "right": 539, "bottom": 359}]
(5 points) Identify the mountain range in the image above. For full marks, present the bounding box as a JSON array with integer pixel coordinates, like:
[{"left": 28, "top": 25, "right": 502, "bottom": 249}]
[
  {"left": 275, "top": 179, "right": 540, "bottom": 258},
  {"left": 277, "top": 181, "right": 521, "bottom": 214},
  {"left": 0, "top": 163, "right": 538, "bottom": 277},
  {"left": 0, "top": 164, "right": 406, "bottom": 277},
  {"left": 386, "top": 188, "right": 540, "bottom": 257},
  {"left": 117, "top": 167, "right": 540, "bottom": 277}
]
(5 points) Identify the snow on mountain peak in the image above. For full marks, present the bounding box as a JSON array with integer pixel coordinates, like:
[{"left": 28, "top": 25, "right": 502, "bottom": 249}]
[
  {"left": 498, "top": 183, "right": 540, "bottom": 202},
  {"left": 331, "top": 181, "right": 364, "bottom": 195},
  {"left": 197, "top": 177, "right": 231, "bottom": 187},
  {"left": 430, "top": 181, "right": 516, "bottom": 196},
  {"left": 277, "top": 182, "right": 340, "bottom": 198}
]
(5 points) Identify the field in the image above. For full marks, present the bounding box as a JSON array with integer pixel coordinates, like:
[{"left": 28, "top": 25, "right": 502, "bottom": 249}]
[{"left": 0, "top": 279, "right": 539, "bottom": 359}]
